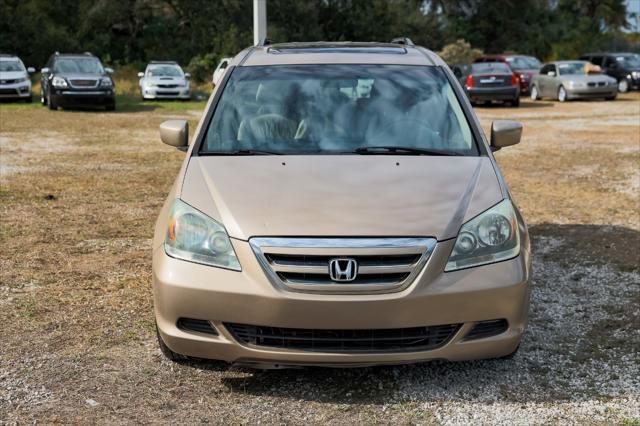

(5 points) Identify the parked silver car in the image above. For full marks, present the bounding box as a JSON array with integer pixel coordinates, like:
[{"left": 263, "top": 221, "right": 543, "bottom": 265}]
[
  {"left": 138, "top": 61, "right": 190, "bottom": 100},
  {"left": 0, "top": 54, "right": 35, "bottom": 102},
  {"left": 530, "top": 61, "right": 617, "bottom": 102}
]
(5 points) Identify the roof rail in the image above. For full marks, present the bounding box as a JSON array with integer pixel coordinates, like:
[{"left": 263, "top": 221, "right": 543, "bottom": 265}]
[
  {"left": 257, "top": 38, "right": 274, "bottom": 46},
  {"left": 390, "top": 37, "right": 415, "bottom": 46}
]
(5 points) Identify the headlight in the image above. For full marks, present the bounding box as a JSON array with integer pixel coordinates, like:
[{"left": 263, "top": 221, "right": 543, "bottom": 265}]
[
  {"left": 632, "top": 71, "right": 639, "bottom": 79},
  {"left": 99, "top": 78, "right": 112, "bottom": 88},
  {"left": 164, "top": 199, "right": 241, "bottom": 271},
  {"left": 52, "top": 76, "right": 68, "bottom": 88},
  {"left": 519, "top": 74, "right": 529, "bottom": 80},
  {"left": 445, "top": 199, "right": 520, "bottom": 272},
  {"left": 15, "top": 76, "right": 29, "bottom": 83}
]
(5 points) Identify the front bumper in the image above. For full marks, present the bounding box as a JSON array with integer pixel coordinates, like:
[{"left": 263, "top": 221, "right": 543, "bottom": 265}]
[
  {"left": 154, "top": 237, "right": 532, "bottom": 367},
  {"left": 142, "top": 87, "right": 191, "bottom": 100},
  {"left": 0, "top": 82, "right": 31, "bottom": 99},
  {"left": 467, "top": 86, "right": 519, "bottom": 102},
  {"left": 51, "top": 89, "right": 115, "bottom": 107},
  {"left": 566, "top": 86, "right": 617, "bottom": 99}
]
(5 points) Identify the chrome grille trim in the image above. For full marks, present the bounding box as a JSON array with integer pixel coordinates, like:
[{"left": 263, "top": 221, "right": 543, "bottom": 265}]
[{"left": 250, "top": 237, "right": 437, "bottom": 294}]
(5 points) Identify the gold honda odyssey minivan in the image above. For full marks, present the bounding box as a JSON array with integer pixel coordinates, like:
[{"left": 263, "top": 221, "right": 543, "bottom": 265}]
[{"left": 153, "top": 41, "right": 531, "bottom": 368}]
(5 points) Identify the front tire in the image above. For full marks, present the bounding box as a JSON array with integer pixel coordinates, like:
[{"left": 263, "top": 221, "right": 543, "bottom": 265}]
[
  {"left": 510, "top": 97, "right": 520, "bottom": 107},
  {"left": 25, "top": 95, "right": 33, "bottom": 103},
  {"left": 105, "top": 102, "right": 115, "bottom": 111},
  {"left": 47, "top": 91, "right": 57, "bottom": 110},
  {"left": 156, "top": 325, "right": 189, "bottom": 362},
  {"left": 618, "top": 78, "right": 629, "bottom": 93},
  {"left": 41, "top": 87, "right": 47, "bottom": 105},
  {"left": 557, "top": 85, "right": 567, "bottom": 102},
  {"left": 530, "top": 85, "right": 539, "bottom": 101},
  {"left": 605, "top": 94, "right": 617, "bottom": 101}
]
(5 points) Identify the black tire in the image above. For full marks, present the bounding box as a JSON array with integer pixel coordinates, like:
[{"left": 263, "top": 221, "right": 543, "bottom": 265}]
[
  {"left": 605, "top": 94, "right": 617, "bottom": 101},
  {"left": 530, "top": 85, "right": 539, "bottom": 101},
  {"left": 510, "top": 97, "right": 520, "bottom": 107},
  {"left": 41, "top": 87, "right": 47, "bottom": 105},
  {"left": 105, "top": 103, "right": 115, "bottom": 111},
  {"left": 618, "top": 78, "right": 629, "bottom": 93},
  {"left": 156, "top": 325, "right": 190, "bottom": 362},
  {"left": 25, "top": 95, "right": 33, "bottom": 103},
  {"left": 500, "top": 343, "right": 520, "bottom": 360},
  {"left": 47, "top": 91, "right": 57, "bottom": 110},
  {"left": 557, "top": 85, "right": 567, "bottom": 102}
]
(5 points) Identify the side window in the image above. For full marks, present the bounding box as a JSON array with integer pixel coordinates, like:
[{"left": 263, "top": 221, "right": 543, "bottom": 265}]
[
  {"left": 540, "top": 64, "right": 553, "bottom": 75},
  {"left": 590, "top": 56, "right": 603, "bottom": 66}
]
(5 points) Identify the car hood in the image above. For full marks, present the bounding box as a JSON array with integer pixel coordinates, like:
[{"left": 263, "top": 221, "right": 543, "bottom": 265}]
[
  {"left": 180, "top": 156, "right": 504, "bottom": 241},
  {"left": 0, "top": 71, "right": 27, "bottom": 80},
  {"left": 561, "top": 74, "right": 616, "bottom": 82},
  {"left": 143, "top": 76, "right": 186, "bottom": 85},
  {"left": 57, "top": 72, "right": 106, "bottom": 80}
]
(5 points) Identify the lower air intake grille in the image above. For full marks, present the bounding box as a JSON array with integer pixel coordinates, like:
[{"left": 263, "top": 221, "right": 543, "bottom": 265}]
[
  {"left": 177, "top": 318, "right": 218, "bottom": 335},
  {"left": 464, "top": 319, "right": 508, "bottom": 340},
  {"left": 224, "top": 323, "right": 460, "bottom": 353}
]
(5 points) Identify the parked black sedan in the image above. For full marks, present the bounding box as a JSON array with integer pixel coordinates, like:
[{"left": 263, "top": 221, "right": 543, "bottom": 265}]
[
  {"left": 456, "top": 62, "right": 521, "bottom": 107},
  {"left": 40, "top": 52, "right": 115, "bottom": 111}
]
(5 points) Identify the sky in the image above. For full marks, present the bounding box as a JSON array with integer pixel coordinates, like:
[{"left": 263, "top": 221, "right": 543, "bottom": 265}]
[{"left": 627, "top": 0, "right": 640, "bottom": 32}]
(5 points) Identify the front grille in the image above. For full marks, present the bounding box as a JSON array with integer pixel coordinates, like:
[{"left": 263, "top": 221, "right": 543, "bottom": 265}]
[
  {"left": 225, "top": 323, "right": 460, "bottom": 353},
  {"left": 158, "top": 84, "right": 178, "bottom": 88},
  {"left": 157, "top": 91, "right": 179, "bottom": 95},
  {"left": 250, "top": 238, "right": 436, "bottom": 294},
  {"left": 464, "top": 319, "right": 508, "bottom": 340},
  {"left": 70, "top": 79, "right": 98, "bottom": 87},
  {"left": 0, "top": 88, "right": 18, "bottom": 95},
  {"left": 177, "top": 318, "right": 218, "bottom": 335}
]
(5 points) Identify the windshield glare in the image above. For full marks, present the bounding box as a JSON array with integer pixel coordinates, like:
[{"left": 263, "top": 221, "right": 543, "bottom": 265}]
[
  {"left": 0, "top": 60, "right": 25, "bottom": 72},
  {"left": 506, "top": 56, "right": 541, "bottom": 70},
  {"left": 147, "top": 65, "right": 183, "bottom": 77},
  {"left": 616, "top": 54, "right": 640, "bottom": 68},
  {"left": 558, "top": 62, "right": 588, "bottom": 75},
  {"left": 203, "top": 65, "right": 477, "bottom": 155},
  {"left": 472, "top": 62, "right": 511, "bottom": 73},
  {"left": 54, "top": 58, "right": 104, "bottom": 74}
]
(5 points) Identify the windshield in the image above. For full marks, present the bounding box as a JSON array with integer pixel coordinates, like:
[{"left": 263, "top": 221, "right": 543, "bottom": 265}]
[
  {"left": 472, "top": 62, "right": 511, "bottom": 74},
  {"left": 202, "top": 65, "right": 477, "bottom": 156},
  {"left": 505, "top": 56, "right": 541, "bottom": 70},
  {"left": 558, "top": 62, "right": 588, "bottom": 75},
  {"left": 616, "top": 54, "right": 640, "bottom": 68},
  {"left": 147, "top": 65, "right": 183, "bottom": 77},
  {"left": 54, "top": 57, "right": 104, "bottom": 74},
  {"left": 0, "top": 60, "right": 25, "bottom": 72}
]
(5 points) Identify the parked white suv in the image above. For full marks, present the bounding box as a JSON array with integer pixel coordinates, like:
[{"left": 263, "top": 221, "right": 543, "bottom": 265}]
[
  {"left": 0, "top": 54, "right": 35, "bottom": 102},
  {"left": 138, "top": 61, "right": 191, "bottom": 100}
]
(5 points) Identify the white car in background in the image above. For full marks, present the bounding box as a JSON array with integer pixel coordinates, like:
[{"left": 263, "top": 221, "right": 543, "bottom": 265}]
[
  {"left": 138, "top": 61, "right": 191, "bottom": 100},
  {"left": 212, "top": 57, "right": 231, "bottom": 86},
  {"left": 0, "top": 54, "right": 35, "bottom": 102}
]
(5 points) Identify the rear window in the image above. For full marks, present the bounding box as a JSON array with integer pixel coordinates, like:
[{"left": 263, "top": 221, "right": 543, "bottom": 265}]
[
  {"left": 201, "top": 64, "right": 478, "bottom": 156},
  {"left": 471, "top": 62, "right": 512, "bottom": 74},
  {"left": 505, "top": 56, "right": 541, "bottom": 70}
]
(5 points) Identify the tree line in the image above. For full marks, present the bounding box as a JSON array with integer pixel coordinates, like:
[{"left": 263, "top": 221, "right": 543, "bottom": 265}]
[{"left": 1, "top": 0, "right": 637, "bottom": 80}]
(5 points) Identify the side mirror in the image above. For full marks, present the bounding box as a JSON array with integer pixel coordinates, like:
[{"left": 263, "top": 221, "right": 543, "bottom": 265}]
[
  {"left": 27, "top": 67, "right": 35, "bottom": 74},
  {"left": 104, "top": 67, "right": 114, "bottom": 74},
  {"left": 547, "top": 71, "right": 556, "bottom": 77},
  {"left": 137, "top": 72, "right": 144, "bottom": 78},
  {"left": 160, "top": 120, "right": 189, "bottom": 150},
  {"left": 184, "top": 72, "right": 191, "bottom": 79},
  {"left": 490, "top": 120, "right": 522, "bottom": 150},
  {"left": 41, "top": 67, "right": 50, "bottom": 74}
]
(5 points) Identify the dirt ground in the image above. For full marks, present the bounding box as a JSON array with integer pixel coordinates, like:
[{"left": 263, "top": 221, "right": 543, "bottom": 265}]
[{"left": 1, "top": 93, "right": 639, "bottom": 424}]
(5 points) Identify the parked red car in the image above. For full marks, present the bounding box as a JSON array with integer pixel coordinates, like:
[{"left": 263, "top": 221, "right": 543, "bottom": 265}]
[{"left": 475, "top": 55, "right": 542, "bottom": 94}]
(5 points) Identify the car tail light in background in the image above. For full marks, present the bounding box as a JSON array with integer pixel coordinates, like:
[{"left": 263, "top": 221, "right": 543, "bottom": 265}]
[
  {"left": 511, "top": 74, "right": 519, "bottom": 86},
  {"left": 466, "top": 74, "right": 473, "bottom": 89}
]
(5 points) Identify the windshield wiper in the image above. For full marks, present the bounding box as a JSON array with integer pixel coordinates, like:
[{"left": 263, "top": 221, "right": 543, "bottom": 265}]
[
  {"left": 201, "top": 149, "right": 283, "bottom": 156},
  {"left": 353, "top": 146, "right": 463, "bottom": 156}
]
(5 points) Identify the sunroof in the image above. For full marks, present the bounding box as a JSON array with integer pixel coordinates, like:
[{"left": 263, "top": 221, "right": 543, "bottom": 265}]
[{"left": 268, "top": 47, "right": 407, "bottom": 55}]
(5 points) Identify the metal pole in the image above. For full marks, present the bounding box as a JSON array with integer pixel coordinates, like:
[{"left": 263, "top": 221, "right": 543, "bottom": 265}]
[{"left": 253, "top": 0, "right": 267, "bottom": 45}]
